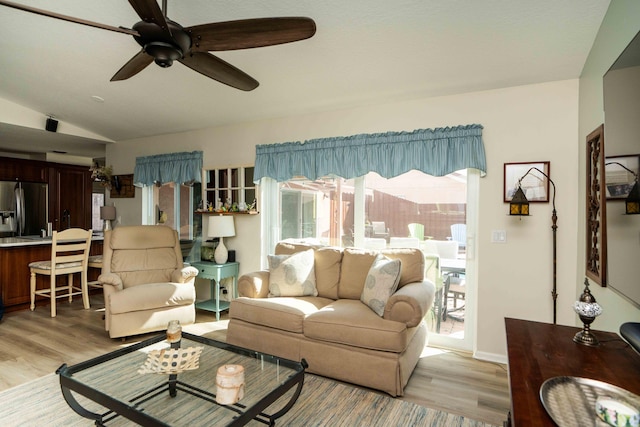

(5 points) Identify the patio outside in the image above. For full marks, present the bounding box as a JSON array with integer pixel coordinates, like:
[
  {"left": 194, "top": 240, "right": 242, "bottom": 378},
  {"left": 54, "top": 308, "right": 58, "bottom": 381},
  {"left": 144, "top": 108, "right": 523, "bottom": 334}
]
[{"left": 279, "top": 170, "right": 467, "bottom": 339}]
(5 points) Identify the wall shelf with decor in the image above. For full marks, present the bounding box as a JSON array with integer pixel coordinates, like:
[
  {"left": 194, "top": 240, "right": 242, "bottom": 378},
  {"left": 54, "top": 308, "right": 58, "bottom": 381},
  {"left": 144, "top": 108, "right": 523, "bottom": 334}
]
[
  {"left": 203, "top": 166, "right": 256, "bottom": 212},
  {"left": 195, "top": 211, "right": 259, "bottom": 215}
]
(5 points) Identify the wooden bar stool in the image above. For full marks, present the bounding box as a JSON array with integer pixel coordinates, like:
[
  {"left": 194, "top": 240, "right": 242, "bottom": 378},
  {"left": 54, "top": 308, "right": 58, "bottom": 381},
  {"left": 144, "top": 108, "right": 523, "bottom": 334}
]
[
  {"left": 87, "top": 255, "right": 103, "bottom": 290},
  {"left": 29, "top": 228, "right": 92, "bottom": 317}
]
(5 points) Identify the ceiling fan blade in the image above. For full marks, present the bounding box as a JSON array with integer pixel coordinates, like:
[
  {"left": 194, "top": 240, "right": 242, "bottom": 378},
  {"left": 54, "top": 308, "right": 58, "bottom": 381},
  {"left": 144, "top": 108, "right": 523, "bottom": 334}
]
[
  {"left": 0, "top": 0, "right": 139, "bottom": 36},
  {"left": 128, "top": 0, "right": 171, "bottom": 36},
  {"left": 111, "top": 50, "right": 154, "bottom": 81},
  {"left": 179, "top": 52, "right": 258, "bottom": 91},
  {"left": 187, "top": 17, "right": 316, "bottom": 52}
]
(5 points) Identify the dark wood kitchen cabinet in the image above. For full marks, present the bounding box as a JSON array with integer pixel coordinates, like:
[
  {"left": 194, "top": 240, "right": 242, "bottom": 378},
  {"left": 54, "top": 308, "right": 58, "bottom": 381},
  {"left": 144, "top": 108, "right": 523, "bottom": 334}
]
[
  {"left": 0, "top": 157, "right": 94, "bottom": 232},
  {"left": 50, "top": 164, "right": 92, "bottom": 231},
  {"left": 0, "top": 157, "right": 48, "bottom": 182}
]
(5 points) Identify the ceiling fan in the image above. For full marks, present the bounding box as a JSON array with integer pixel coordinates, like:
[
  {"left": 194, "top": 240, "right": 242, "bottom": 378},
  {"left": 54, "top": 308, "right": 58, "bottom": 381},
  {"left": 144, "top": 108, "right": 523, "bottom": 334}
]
[{"left": 0, "top": 0, "right": 316, "bottom": 91}]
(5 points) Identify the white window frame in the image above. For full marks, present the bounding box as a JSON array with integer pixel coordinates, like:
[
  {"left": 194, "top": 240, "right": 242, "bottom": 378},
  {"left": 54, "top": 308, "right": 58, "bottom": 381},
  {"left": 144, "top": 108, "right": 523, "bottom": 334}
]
[{"left": 142, "top": 183, "right": 196, "bottom": 240}]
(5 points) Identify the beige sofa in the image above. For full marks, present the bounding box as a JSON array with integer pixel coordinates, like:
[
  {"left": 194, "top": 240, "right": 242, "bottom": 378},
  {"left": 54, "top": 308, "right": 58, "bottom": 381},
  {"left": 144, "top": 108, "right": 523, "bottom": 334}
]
[
  {"left": 227, "top": 242, "right": 435, "bottom": 396},
  {"left": 99, "top": 225, "right": 198, "bottom": 339}
]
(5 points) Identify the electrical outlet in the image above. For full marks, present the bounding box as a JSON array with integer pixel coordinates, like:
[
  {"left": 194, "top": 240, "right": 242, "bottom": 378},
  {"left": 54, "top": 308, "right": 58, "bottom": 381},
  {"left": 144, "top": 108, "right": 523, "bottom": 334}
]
[{"left": 491, "top": 230, "right": 507, "bottom": 243}]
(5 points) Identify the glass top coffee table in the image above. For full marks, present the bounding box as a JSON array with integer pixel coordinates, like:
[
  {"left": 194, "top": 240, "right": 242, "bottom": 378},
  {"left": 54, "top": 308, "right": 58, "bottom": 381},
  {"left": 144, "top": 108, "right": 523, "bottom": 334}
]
[{"left": 57, "top": 332, "right": 307, "bottom": 426}]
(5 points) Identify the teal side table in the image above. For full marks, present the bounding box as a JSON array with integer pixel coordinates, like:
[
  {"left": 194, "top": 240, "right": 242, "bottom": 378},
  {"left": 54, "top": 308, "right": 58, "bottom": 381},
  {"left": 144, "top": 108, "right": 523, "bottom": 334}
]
[{"left": 191, "top": 261, "right": 239, "bottom": 321}]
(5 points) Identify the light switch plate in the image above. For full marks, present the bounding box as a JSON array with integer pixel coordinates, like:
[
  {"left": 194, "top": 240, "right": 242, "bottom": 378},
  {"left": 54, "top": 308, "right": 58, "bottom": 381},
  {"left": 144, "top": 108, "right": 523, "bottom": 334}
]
[{"left": 492, "top": 230, "right": 507, "bottom": 243}]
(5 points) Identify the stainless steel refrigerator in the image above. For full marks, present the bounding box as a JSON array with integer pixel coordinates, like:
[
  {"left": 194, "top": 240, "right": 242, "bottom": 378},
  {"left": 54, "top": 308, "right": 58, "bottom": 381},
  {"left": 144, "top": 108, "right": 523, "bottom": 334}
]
[{"left": 0, "top": 181, "right": 48, "bottom": 237}]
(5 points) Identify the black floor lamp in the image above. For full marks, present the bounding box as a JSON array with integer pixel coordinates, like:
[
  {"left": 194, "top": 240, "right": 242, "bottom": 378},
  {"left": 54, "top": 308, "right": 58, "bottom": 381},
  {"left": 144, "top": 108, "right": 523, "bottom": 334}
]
[{"left": 509, "top": 167, "right": 558, "bottom": 324}]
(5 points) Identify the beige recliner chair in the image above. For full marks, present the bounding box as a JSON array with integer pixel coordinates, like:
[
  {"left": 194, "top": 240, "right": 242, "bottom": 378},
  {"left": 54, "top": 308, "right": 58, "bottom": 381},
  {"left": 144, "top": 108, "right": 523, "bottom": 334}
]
[{"left": 99, "top": 225, "right": 198, "bottom": 339}]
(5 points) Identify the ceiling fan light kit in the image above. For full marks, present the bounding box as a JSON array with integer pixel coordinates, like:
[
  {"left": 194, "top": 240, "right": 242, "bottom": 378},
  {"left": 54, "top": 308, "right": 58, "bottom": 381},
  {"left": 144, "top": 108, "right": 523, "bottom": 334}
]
[
  {"left": 0, "top": 0, "right": 316, "bottom": 91},
  {"left": 133, "top": 19, "right": 190, "bottom": 68},
  {"left": 145, "top": 42, "right": 182, "bottom": 67}
]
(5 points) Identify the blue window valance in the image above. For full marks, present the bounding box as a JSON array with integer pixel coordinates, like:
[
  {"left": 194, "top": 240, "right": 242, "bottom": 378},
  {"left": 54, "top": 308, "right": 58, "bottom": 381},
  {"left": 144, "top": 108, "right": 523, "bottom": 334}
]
[
  {"left": 134, "top": 151, "right": 203, "bottom": 187},
  {"left": 254, "top": 124, "right": 486, "bottom": 182}
]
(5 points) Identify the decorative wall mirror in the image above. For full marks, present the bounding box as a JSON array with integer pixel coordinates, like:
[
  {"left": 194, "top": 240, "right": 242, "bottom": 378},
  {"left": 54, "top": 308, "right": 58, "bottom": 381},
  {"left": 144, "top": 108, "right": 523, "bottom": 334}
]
[{"left": 603, "top": 29, "right": 640, "bottom": 306}]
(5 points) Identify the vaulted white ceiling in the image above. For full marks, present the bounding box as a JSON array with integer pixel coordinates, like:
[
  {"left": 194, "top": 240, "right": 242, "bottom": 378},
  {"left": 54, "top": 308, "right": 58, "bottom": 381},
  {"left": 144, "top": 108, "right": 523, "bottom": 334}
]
[{"left": 0, "top": 0, "right": 611, "bottom": 158}]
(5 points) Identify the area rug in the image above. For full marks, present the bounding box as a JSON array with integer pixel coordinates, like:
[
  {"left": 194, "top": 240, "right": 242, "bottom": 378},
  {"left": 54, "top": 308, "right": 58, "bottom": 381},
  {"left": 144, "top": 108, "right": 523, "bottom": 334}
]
[{"left": 0, "top": 372, "right": 496, "bottom": 426}]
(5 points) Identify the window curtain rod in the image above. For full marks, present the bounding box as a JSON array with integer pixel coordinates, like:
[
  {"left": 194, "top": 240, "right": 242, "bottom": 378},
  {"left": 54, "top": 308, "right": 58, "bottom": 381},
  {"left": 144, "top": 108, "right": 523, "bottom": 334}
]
[
  {"left": 134, "top": 150, "right": 203, "bottom": 187},
  {"left": 254, "top": 124, "right": 486, "bottom": 183}
]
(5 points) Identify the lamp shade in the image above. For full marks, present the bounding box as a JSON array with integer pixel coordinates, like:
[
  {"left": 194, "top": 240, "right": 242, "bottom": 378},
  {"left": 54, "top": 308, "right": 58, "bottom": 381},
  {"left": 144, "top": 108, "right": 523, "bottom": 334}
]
[
  {"left": 625, "top": 181, "right": 640, "bottom": 214},
  {"left": 208, "top": 215, "right": 235, "bottom": 238},
  {"left": 509, "top": 187, "right": 530, "bottom": 216},
  {"left": 100, "top": 205, "right": 116, "bottom": 220}
]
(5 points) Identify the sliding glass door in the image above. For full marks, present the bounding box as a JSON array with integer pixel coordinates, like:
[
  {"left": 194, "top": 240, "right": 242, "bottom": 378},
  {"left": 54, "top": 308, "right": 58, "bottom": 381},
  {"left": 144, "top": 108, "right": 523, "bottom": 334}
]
[{"left": 264, "top": 169, "right": 478, "bottom": 351}]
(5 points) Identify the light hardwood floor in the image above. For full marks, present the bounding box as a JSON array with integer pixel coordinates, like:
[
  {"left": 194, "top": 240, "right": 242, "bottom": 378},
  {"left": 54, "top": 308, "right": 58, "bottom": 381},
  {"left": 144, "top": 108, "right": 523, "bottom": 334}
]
[{"left": 0, "top": 295, "right": 510, "bottom": 426}]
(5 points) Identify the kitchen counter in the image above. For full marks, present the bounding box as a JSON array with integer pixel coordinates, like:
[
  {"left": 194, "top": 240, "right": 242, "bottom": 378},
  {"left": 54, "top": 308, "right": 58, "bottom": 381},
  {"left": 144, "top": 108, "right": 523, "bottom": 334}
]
[
  {"left": 0, "top": 235, "right": 104, "bottom": 310},
  {"left": 0, "top": 234, "right": 104, "bottom": 248}
]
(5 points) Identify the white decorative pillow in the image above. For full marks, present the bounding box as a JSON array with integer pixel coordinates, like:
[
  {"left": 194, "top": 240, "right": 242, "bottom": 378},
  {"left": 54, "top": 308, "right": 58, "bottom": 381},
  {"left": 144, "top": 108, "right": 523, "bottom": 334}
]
[
  {"left": 268, "top": 249, "right": 317, "bottom": 297},
  {"left": 360, "top": 255, "right": 401, "bottom": 316}
]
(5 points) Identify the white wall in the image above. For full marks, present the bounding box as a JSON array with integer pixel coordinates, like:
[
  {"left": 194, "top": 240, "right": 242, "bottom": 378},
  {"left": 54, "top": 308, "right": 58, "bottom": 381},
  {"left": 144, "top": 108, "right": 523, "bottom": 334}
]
[
  {"left": 107, "top": 78, "right": 580, "bottom": 359},
  {"left": 578, "top": 0, "right": 640, "bottom": 331},
  {"left": 0, "top": 97, "right": 112, "bottom": 142}
]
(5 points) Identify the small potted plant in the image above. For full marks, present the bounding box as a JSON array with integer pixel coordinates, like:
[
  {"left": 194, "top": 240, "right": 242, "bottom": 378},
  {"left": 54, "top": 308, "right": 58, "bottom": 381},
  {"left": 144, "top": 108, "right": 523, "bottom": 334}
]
[{"left": 90, "top": 163, "right": 114, "bottom": 190}]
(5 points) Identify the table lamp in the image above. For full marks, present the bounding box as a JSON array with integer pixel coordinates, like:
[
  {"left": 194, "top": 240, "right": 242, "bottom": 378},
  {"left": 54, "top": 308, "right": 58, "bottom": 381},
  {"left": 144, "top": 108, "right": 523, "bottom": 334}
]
[
  {"left": 100, "top": 205, "right": 116, "bottom": 231},
  {"left": 573, "top": 278, "right": 602, "bottom": 346},
  {"left": 208, "top": 215, "right": 235, "bottom": 264}
]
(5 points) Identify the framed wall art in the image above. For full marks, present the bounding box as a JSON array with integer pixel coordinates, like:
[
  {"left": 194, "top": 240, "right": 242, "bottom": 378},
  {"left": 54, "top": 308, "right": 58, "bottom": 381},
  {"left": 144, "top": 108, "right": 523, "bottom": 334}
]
[
  {"left": 585, "top": 124, "right": 607, "bottom": 286},
  {"left": 604, "top": 154, "right": 639, "bottom": 200},
  {"left": 110, "top": 174, "right": 135, "bottom": 198},
  {"left": 504, "top": 161, "right": 550, "bottom": 203}
]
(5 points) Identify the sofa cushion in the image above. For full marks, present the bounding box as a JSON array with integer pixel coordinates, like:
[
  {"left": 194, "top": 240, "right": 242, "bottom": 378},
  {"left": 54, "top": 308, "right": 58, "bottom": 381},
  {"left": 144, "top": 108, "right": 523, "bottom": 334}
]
[
  {"left": 274, "top": 241, "right": 324, "bottom": 255},
  {"left": 109, "top": 282, "right": 195, "bottom": 315},
  {"left": 313, "top": 247, "right": 342, "bottom": 299},
  {"left": 338, "top": 248, "right": 378, "bottom": 299},
  {"left": 360, "top": 255, "right": 401, "bottom": 316},
  {"left": 229, "top": 296, "right": 333, "bottom": 334},
  {"left": 275, "top": 243, "right": 342, "bottom": 300},
  {"left": 381, "top": 248, "right": 425, "bottom": 288},
  {"left": 304, "top": 300, "right": 408, "bottom": 353},
  {"left": 268, "top": 249, "right": 317, "bottom": 297}
]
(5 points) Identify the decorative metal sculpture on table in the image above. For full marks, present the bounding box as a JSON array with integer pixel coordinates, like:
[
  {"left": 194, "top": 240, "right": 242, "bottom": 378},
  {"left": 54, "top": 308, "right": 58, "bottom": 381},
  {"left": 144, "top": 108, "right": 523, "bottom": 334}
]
[
  {"left": 138, "top": 320, "right": 203, "bottom": 375},
  {"left": 573, "top": 279, "right": 603, "bottom": 346}
]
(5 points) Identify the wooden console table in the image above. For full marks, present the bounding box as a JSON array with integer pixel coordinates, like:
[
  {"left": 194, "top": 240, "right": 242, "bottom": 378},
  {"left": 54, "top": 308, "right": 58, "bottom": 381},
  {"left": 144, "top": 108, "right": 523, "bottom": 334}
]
[{"left": 505, "top": 317, "right": 640, "bottom": 426}]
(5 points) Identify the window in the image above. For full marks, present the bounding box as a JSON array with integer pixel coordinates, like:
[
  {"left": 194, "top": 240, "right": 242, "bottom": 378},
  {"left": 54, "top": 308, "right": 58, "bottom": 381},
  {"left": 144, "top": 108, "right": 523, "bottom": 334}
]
[
  {"left": 143, "top": 182, "right": 201, "bottom": 241},
  {"left": 91, "top": 191, "right": 104, "bottom": 232},
  {"left": 204, "top": 166, "right": 256, "bottom": 211},
  {"left": 277, "top": 171, "right": 467, "bottom": 249},
  {"left": 279, "top": 178, "right": 342, "bottom": 243}
]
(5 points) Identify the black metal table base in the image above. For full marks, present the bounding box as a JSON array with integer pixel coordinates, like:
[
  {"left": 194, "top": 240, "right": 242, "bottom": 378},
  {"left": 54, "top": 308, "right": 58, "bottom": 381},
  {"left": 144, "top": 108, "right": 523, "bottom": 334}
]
[
  {"left": 57, "top": 333, "right": 307, "bottom": 427},
  {"left": 58, "top": 365, "right": 306, "bottom": 427}
]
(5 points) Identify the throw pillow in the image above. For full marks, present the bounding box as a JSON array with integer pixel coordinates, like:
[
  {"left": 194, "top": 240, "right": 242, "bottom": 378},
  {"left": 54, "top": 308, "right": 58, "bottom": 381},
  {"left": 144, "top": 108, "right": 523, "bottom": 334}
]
[
  {"left": 360, "top": 255, "right": 402, "bottom": 316},
  {"left": 268, "top": 249, "right": 317, "bottom": 297}
]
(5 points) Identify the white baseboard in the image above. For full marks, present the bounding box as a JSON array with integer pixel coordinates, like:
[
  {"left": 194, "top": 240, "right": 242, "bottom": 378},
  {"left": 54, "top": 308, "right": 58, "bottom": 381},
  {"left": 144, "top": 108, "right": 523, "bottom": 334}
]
[{"left": 473, "top": 350, "right": 508, "bottom": 365}]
